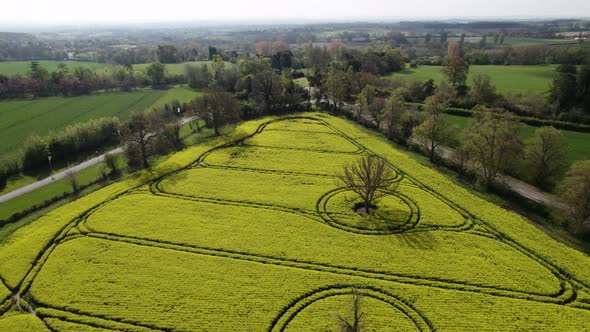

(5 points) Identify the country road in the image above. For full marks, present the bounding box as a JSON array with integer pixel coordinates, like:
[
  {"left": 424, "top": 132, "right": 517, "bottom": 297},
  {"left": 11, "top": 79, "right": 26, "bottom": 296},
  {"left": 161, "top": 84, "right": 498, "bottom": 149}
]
[{"left": 0, "top": 116, "right": 197, "bottom": 205}]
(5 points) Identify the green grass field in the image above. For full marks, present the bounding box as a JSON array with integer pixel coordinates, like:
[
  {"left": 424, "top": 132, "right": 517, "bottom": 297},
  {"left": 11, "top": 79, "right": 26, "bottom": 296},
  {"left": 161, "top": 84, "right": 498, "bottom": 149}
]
[
  {"left": 0, "top": 60, "right": 230, "bottom": 77},
  {"left": 0, "top": 61, "right": 113, "bottom": 76},
  {"left": 447, "top": 114, "right": 590, "bottom": 165},
  {"left": 387, "top": 65, "right": 558, "bottom": 95},
  {"left": 0, "top": 85, "right": 202, "bottom": 156},
  {"left": 0, "top": 90, "right": 167, "bottom": 154},
  {"left": 149, "top": 85, "right": 202, "bottom": 109},
  {"left": 0, "top": 113, "right": 589, "bottom": 330}
]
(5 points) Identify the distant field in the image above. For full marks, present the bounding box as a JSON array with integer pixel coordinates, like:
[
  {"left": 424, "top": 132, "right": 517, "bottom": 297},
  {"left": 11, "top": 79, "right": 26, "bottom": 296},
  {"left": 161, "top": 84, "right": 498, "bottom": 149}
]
[
  {"left": 134, "top": 60, "right": 232, "bottom": 76},
  {"left": 149, "top": 85, "right": 202, "bottom": 109},
  {"left": 0, "top": 61, "right": 113, "bottom": 76},
  {"left": 0, "top": 60, "right": 230, "bottom": 77},
  {"left": 387, "top": 65, "right": 557, "bottom": 95},
  {"left": 0, "top": 90, "right": 166, "bottom": 154},
  {"left": 498, "top": 37, "right": 578, "bottom": 47},
  {"left": 437, "top": 37, "right": 576, "bottom": 48},
  {"left": 447, "top": 114, "right": 590, "bottom": 165}
]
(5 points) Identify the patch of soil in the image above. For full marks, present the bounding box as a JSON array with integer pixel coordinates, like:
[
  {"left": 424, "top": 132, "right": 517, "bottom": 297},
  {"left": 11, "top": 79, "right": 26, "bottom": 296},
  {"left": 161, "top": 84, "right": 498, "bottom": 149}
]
[{"left": 353, "top": 202, "right": 378, "bottom": 216}]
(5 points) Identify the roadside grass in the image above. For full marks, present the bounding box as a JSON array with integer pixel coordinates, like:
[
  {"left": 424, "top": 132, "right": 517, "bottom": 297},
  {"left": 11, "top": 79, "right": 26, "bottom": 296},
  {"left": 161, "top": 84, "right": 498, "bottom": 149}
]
[{"left": 0, "top": 156, "right": 125, "bottom": 220}]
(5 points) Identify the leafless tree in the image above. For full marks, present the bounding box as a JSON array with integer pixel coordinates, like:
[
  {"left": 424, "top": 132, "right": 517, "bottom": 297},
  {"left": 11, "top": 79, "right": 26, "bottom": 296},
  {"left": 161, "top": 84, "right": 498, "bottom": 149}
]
[
  {"left": 337, "top": 155, "right": 397, "bottom": 214},
  {"left": 337, "top": 289, "right": 365, "bottom": 332}
]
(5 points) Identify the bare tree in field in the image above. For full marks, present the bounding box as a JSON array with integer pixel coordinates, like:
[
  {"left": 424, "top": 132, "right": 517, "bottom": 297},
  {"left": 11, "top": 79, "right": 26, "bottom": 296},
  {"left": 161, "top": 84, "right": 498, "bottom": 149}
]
[
  {"left": 337, "top": 155, "right": 397, "bottom": 214},
  {"left": 337, "top": 288, "right": 365, "bottom": 332}
]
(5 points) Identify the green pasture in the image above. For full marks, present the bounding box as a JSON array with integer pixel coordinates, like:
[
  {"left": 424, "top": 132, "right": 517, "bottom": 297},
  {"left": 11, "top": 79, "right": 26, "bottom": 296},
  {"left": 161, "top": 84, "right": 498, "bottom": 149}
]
[
  {"left": 0, "top": 61, "right": 113, "bottom": 76},
  {"left": 0, "top": 60, "right": 231, "bottom": 77},
  {"left": 446, "top": 114, "right": 590, "bottom": 165},
  {"left": 387, "top": 65, "right": 558, "bottom": 95},
  {"left": 0, "top": 90, "right": 166, "bottom": 154}
]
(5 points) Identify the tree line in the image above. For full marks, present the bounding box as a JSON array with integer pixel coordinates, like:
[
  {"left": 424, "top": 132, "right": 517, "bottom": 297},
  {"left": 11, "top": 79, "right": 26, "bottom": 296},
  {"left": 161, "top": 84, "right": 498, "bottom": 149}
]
[{"left": 0, "top": 61, "right": 190, "bottom": 99}]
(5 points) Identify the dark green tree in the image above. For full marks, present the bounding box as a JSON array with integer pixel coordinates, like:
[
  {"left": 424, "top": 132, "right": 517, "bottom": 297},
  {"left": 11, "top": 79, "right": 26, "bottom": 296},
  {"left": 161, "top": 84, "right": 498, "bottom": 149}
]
[{"left": 146, "top": 62, "right": 167, "bottom": 87}]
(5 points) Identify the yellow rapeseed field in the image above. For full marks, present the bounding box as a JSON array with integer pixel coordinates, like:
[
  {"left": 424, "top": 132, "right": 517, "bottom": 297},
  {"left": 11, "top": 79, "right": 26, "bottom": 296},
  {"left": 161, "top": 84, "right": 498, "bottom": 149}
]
[{"left": 0, "top": 113, "right": 589, "bottom": 331}]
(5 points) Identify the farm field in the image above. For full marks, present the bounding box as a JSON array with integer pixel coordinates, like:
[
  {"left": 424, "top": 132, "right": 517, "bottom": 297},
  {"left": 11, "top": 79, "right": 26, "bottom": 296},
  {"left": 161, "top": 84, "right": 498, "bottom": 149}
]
[
  {"left": 0, "top": 60, "right": 231, "bottom": 77},
  {"left": 149, "top": 85, "right": 202, "bottom": 109},
  {"left": 447, "top": 114, "right": 590, "bottom": 165},
  {"left": 386, "top": 65, "right": 558, "bottom": 95},
  {"left": 134, "top": 60, "right": 233, "bottom": 76},
  {"left": 0, "top": 61, "right": 113, "bottom": 76},
  {"left": 0, "top": 113, "right": 589, "bottom": 330},
  {"left": 0, "top": 90, "right": 166, "bottom": 154}
]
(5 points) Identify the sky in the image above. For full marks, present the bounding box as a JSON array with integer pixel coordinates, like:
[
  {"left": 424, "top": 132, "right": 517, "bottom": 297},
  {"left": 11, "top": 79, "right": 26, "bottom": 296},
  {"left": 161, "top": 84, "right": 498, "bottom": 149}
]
[{"left": 0, "top": 0, "right": 589, "bottom": 25}]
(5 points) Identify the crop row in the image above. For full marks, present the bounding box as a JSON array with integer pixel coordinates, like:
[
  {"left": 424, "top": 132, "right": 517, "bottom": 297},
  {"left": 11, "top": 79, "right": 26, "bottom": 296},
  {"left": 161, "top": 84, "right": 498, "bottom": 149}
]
[
  {"left": 3, "top": 114, "right": 590, "bottom": 330},
  {"left": 269, "top": 285, "right": 433, "bottom": 332},
  {"left": 79, "top": 191, "right": 566, "bottom": 298},
  {"left": 27, "top": 234, "right": 590, "bottom": 330}
]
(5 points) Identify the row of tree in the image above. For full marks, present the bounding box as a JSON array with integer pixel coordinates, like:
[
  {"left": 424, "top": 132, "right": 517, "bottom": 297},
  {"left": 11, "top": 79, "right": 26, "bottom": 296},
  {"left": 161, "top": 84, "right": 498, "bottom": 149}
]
[
  {"left": 340, "top": 83, "right": 588, "bottom": 235},
  {"left": 0, "top": 61, "right": 189, "bottom": 99}
]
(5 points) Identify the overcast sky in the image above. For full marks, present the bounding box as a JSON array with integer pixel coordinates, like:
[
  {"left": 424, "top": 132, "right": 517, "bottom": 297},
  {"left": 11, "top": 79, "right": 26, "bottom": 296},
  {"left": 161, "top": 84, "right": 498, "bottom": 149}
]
[{"left": 1, "top": 0, "right": 589, "bottom": 25}]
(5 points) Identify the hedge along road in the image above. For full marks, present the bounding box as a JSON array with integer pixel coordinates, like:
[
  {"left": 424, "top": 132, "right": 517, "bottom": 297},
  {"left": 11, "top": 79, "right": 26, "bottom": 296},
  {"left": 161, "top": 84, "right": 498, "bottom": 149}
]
[{"left": 0, "top": 116, "right": 197, "bottom": 205}]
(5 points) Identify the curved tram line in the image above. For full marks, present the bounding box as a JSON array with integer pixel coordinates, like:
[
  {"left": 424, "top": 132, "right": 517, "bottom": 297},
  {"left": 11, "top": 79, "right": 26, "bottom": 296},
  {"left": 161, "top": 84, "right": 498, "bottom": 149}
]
[{"left": 2, "top": 116, "right": 589, "bottom": 331}]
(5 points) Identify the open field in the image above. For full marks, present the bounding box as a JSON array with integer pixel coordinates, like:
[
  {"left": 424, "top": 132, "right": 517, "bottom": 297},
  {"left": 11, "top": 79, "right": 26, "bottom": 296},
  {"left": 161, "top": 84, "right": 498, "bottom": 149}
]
[
  {"left": 149, "top": 85, "right": 202, "bottom": 109},
  {"left": 0, "top": 90, "right": 167, "bottom": 154},
  {"left": 386, "top": 65, "right": 558, "bottom": 95},
  {"left": 0, "top": 113, "right": 589, "bottom": 330},
  {"left": 0, "top": 60, "right": 231, "bottom": 77},
  {"left": 447, "top": 114, "right": 590, "bottom": 165},
  {"left": 0, "top": 61, "right": 113, "bottom": 76}
]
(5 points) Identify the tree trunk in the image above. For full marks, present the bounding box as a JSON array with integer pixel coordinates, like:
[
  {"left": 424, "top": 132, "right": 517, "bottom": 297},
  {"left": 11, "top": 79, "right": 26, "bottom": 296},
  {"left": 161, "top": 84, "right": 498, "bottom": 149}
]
[
  {"left": 214, "top": 126, "right": 220, "bottom": 136},
  {"left": 429, "top": 145, "right": 435, "bottom": 162},
  {"left": 140, "top": 139, "right": 149, "bottom": 168}
]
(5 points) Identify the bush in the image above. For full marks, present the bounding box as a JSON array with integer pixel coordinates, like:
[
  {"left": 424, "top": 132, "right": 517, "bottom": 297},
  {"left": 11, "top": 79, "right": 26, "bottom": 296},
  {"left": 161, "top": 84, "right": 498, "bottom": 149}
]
[
  {"left": 22, "top": 135, "right": 48, "bottom": 173},
  {"left": 103, "top": 153, "right": 120, "bottom": 177}
]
